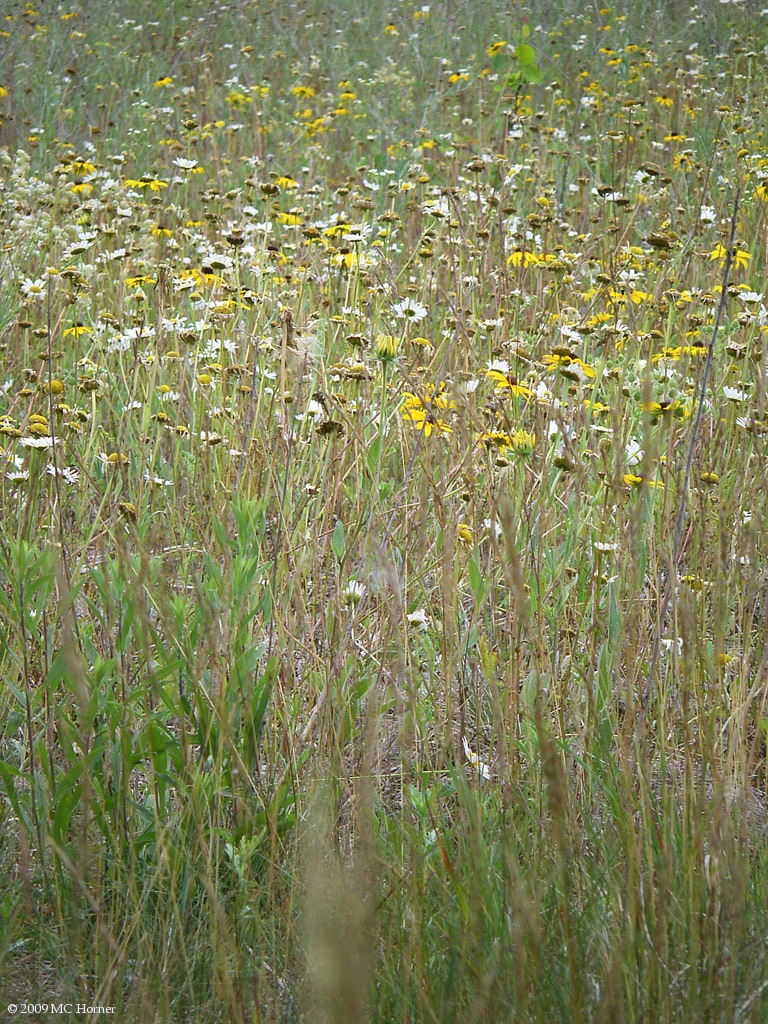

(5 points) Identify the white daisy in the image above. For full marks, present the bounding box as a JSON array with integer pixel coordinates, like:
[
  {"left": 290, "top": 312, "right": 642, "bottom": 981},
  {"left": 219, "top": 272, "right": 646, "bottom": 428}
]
[{"left": 392, "top": 297, "right": 428, "bottom": 322}]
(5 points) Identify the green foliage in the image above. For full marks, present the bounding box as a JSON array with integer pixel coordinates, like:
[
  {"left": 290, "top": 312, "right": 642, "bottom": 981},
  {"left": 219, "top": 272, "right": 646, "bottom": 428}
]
[{"left": 492, "top": 26, "right": 544, "bottom": 90}]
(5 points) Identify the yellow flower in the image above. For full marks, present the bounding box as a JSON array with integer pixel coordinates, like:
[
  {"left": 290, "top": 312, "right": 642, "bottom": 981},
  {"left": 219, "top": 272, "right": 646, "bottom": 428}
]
[
  {"left": 477, "top": 431, "right": 513, "bottom": 453},
  {"left": 509, "top": 430, "right": 535, "bottom": 454},
  {"left": 709, "top": 244, "right": 750, "bottom": 269},
  {"left": 333, "top": 252, "right": 360, "bottom": 269},
  {"left": 543, "top": 354, "right": 595, "bottom": 381},
  {"left": 375, "top": 334, "right": 399, "bottom": 362},
  {"left": 672, "top": 152, "right": 693, "bottom": 171},
  {"left": 225, "top": 90, "right": 252, "bottom": 109},
  {"left": 123, "top": 177, "right": 168, "bottom": 192},
  {"left": 63, "top": 323, "right": 92, "bottom": 337},
  {"left": 64, "top": 160, "right": 95, "bottom": 175},
  {"left": 584, "top": 399, "right": 611, "bottom": 414},
  {"left": 322, "top": 221, "right": 351, "bottom": 238},
  {"left": 457, "top": 523, "right": 474, "bottom": 546},
  {"left": 733, "top": 248, "right": 750, "bottom": 270},
  {"left": 400, "top": 385, "right": 455, "bottom": 436},
  {"left": 651, "top": 346, "right": 681, "bottom": 363},
  {"left": 624, "top": 473, "right": 663, "bottom": 489},
  {"left": 709, "top": 244, "right": 727, "bottom": 262},
  {"left": 476, "top": 430, "right": 535, "bottom": 456},
  {"left": 506, "top": 249, "right": 541, "bottom": 268},
  {"left": 411, "top": 336, "right": 434, "bottom": 352},
  {"left": 485, "top": 370, "right": 533, "bottom": 399},
  {"left": 153, "top": 77, "right": 173, "bottom": 88}
]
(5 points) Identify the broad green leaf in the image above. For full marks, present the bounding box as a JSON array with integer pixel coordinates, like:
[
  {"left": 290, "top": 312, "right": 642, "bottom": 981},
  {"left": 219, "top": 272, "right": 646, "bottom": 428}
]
[
  {"left": 521, "top": 63, "right": 543, "bottom": 84},
  {"left": 515, "top": 42, "right": 536, "bottom": 67},
  {"left": 331, "top": 519, "right": 346, "bottom": 562}
]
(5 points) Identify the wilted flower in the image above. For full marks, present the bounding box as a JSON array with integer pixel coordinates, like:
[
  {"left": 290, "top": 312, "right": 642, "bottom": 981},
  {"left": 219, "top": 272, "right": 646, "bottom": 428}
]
[{"left": 462, "top": 737, "right": 491, "bottom": 780}]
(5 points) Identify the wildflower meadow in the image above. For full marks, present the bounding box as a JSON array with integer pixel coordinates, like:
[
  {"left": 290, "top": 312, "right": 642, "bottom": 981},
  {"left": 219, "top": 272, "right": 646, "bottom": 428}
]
[{"left": 2, "top": 0, "right": 768, "bottom": 1020}]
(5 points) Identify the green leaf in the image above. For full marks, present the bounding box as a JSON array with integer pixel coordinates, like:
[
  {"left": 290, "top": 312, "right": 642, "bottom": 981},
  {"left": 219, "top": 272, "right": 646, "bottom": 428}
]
[
  {"left": 366, "top": 436, "right": 381, "bottom": 475},
  {"left": 331, "top": 519, "right": 346, "bottom": 562},
  {"left": 467, "top": 555, "right": 486, "bottom": 605},
  {"left": 507, "top": 70, "right": 523, "bottom": 90},
  {"left": 245, "top": 657, "right": 274, "bottom": 756},
  {"left": 515, "top": 42, "right": 536, "bottom": 66},
  {"left": 521, "top": 63, "right": 544, "bottom": 84},
  {"left": 257, "top": 585, "right": 272, "bottom": 622},
  {"left": 0, "top": 761, "right": 32, "bottom": 830},
  {"left": 212, "top": 513, "right": 230, "bottom": 554}
]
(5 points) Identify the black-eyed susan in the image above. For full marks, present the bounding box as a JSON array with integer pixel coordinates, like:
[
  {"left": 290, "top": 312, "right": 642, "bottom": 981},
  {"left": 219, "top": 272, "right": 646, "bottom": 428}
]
[
  {"left": 543, "top": 353, "right": 596, "bottom": 382},
  {"left": 709, "top": 243, "right": 750, "bottom": 270},
  {"left": 400, "top": 384, "right": 455, "bottom": 436},
  {"left": 485, "top": 369, "right": 534, "bottom": 399},
  {"left": 123, "top": 176, "right": 168, "bottom": 192},
  {"left": 476, "top": 430, "right": 535, "bottom": 456},
  {"left": 63, "top": 322, "right": 92, "bottom": 338}
]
